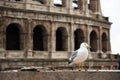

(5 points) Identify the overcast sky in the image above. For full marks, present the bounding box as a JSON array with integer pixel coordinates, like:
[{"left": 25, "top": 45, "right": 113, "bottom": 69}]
[{"left": 54, "top": 0, "right": 120, "bottom": 54}]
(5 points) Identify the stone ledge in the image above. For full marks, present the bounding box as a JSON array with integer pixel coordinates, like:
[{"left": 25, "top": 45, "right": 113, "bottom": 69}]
[
  {"left": 0, "top": 59, "right": 118, "bottom": 71},
  {"left": 0, "top": 70, "right": 120, "bottom": 80}
]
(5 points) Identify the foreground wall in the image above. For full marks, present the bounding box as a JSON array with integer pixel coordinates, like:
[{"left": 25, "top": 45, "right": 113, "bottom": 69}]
[{"left": 0, "top": 71, "right": 120, "bottom": 80}]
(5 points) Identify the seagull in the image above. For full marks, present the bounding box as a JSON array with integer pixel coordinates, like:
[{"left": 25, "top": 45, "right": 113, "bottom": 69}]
[{"left": 68, "top": 42, "right": 91, "bottom": 71}]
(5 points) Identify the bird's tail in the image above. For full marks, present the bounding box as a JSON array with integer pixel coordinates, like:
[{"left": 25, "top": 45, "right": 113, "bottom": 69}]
[
  {"left": 68, "top": 60, "right": 72, "bottom": 64},
  {"left": 68, "top": 59, "right": 73, "bottom": 66}
]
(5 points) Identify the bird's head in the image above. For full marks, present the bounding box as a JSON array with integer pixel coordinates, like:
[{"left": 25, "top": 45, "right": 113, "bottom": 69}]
[{"left": 80, "top": 42, "right": 91, "bottom": 49}]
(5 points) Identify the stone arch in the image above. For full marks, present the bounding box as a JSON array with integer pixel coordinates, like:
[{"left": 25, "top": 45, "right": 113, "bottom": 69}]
[
  {"left": 33, "top": 0, "right": 44, "bottom": 4},
  {"left": 6, "top": 23, "right": 22, "bottom": 50},
  {"left": 33, "top": 25, "right": 48, "bottom": 51},
  {"left": 72, "top": 0, "right": 78, "bottom": 9},
  {"left": 102, "top": 32, "right": 108, "bottom": 52},
  {"left": 74, "top": 29, "right": 84, "bottom": 50},
  {"left": 9, "top": 0, "right": 22, "bottom": 2},
  {"left": 54, "top": 0, "right": 62, "bottom": 7},
  {"left": 90, "top": 30, "right": 98, "bottom": 52},
  {"left": 56, "top": 27, "right": 68, "bottom": 51}
]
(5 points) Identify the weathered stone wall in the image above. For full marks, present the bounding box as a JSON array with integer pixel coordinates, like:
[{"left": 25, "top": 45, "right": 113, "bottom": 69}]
[
  {"left": 0, "top": 0, "right": 115, "bottom": 71},
  {"left": 0, "top": 59, "right": 118, "bottom": 71},
  {"left": 0, "top": 71, "right": 120, "bottom": 80}
]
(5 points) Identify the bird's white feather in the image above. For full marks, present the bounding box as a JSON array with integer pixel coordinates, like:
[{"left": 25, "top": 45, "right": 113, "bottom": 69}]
[{"left": 69, "top": 42, "right": 89, "bottom": 65}]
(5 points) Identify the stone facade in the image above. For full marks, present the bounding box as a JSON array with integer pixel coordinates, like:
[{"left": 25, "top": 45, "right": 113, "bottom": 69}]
[{"left": 0, "top": 0, "right": 119, "bottom": 70}]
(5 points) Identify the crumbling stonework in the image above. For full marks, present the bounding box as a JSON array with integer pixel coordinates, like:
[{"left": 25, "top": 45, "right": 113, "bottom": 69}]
[{"left": 0, "top": 0, "right": 118, "bottom": 70}]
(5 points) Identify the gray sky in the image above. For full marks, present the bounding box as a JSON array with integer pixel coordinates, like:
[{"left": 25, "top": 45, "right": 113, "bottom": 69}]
[{"left": 54, "top": 0, "right": 120, "bottom": 54}]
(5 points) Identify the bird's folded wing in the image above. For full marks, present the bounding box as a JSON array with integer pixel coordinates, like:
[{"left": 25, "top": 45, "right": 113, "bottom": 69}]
[{"left": 70, "top": 50, "right": 78, "bottom": 62}]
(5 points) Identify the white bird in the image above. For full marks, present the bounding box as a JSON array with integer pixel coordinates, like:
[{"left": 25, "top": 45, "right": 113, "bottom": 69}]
[{"left": 68, "top": 42, "right": 91, "bottom": 71}]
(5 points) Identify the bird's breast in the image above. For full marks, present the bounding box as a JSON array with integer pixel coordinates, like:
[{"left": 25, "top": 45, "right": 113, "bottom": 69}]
[{"left": 74, "top": 49, "right": 88, "bottom": 63}]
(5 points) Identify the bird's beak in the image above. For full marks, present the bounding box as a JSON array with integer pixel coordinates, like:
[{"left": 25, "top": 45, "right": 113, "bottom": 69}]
[{"left": 86, "top": 45, "right": 91, "bottom": 49}]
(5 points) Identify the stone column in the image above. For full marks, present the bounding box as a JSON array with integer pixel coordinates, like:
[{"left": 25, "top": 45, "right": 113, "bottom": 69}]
[
  {"left": 89, "top": 0, "right": 102, "bottom": 14},
  {"left": 78, "top": 0, "right": 84, "bottom": 11},
  {"left": 78, "top": 0, "right": 88, "bottom": 14},
  {"left": 0, "top": 23, "right": 3, "bottom": 50},
  {"left": 26, "top": 19, "right": 33, "bottom": 58},
  {"left": 84, "top": 0, "right": 88, "bottom": 14},
  {"left": 99, "top": 27, "right": 102, "bottom": 53},
  {"left": 47, "top": 34, "right": 51, "bottom": 59},
  {"left": 44, "top": 0, "right": 53, "bottom": 6},
  {"left": 50, "top": 22, "right": 56, "bottom": 58},
  {"left": 62, "top": 0, "right": 72, "bottom": 9},
  {"left": 45, "top": 0, "right": 54, "bottom": 12},
  {"left": 63, "top": 0, "right": 73, "bottom": 13},
  {"left": 69, "top": 22, "right": 74, "bottom": 57},
  {"left": 84, "top": 0, "right": 89, "bottom": 14},
  {"left": 86, "top": 25, "right": 91, "bottom": 45},
  {"left": 107, "top": 30, "right": 111, "bottom": 52},
  {"left": 0, "top": 18, "right": 6, "bottom": 58},
  {"left": 28, "top": 19, "right": 32, "bottom": 51}
]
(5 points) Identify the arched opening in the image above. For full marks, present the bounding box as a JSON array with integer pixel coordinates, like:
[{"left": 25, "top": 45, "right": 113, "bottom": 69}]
[
  {"left": 6, "top": 23, "right": 21, "bottom": 50},
  {"left": 9, "top": 0, "right": 22, "bottom": 2},
  {"left": 74, "top": 29, "right": 84, "bottom": 50},
  {"left": 54, "top": 0, "right": 62, "bottom": 7},
  {"left": 102, "top": 33, "right": 107, "bottom": 52},
  {"left": 56, "top": 27, "right": 68, "bottom": 51},
  {"left": 33, "top": 25, "right": 48, "bottom": 51},
  {"left": 73, "top": 0, "right": 78, "bottom": 9},
  {"left": 32, "top": 0, "right": 44, "bottom": 4},
  {"left": 90, "top": 31, "right": 98, "bottom": 51}
]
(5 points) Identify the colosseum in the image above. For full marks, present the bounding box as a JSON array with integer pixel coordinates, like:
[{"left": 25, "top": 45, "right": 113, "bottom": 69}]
[{"left": 0, "top": 0, "right": 119, "bottom": 70}]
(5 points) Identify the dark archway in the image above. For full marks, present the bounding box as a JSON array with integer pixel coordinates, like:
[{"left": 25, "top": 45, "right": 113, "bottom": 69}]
[
  {"left": 33, "top": 0, "right": 44, "bottom": 4},
  {"left": 90, "top": 31, "right": 98, "bottom": 51},
  {"left": 102, "top": 33, "right": 107, "bottom": 52},
  {"left": 54, "top": 0, "right": 62, "bottom": 7},
  {"left": 56, "top": 27, "right": 68, "bottom": 51},
  {"left": 6, "top": 23, "right": 21, "bottom": 50},
  {"left": 33, "top": 25, "right": 48, "bottom": 51},
  {"left": 74, "top": 29, "right": 84, "bottom": 50}
]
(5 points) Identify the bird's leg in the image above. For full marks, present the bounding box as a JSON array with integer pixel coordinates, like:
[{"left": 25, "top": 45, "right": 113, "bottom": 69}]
[
  {"left": 78, "top": 63, "right": 85, "bottom": 71},
  {"left": 78, "top": 63, "right": 82, "bottom": 71},
  {"left": 81, "top": 62, "right": 85, "bottom": 70}
]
